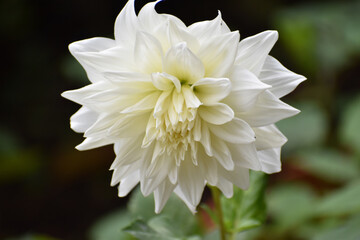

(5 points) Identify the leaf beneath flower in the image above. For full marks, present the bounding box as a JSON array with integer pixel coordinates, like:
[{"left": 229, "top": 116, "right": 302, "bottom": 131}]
[{"left": 221, "top": 171, "right": 267, "bottom": 233}]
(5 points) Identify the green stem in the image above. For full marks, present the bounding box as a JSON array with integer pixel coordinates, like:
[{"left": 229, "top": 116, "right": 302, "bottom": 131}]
[{"left": 210, "top": 186, "right": 227, "bottom": 240}]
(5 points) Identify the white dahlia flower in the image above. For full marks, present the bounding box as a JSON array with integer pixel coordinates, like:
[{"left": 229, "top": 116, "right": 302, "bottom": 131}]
[{"left": 62, "top": 0, "right": 305, "bottom": 213}]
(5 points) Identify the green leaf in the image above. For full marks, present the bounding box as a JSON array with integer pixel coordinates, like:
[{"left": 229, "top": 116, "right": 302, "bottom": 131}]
[
  {"left": 267, "top": 183, "right": 318, "bottom": 232},
  {"left": 339, "top": 94, "right": 360, "bottom": 155},
  {"left": 316, "top": 179, "right": 360, "bottom": 217},
  {"left": 148, "top": 216, "right": 202, "bottom": 240},
  {"left": 123, "top": 219, "right": 180, "bottom": 240},
  {"left": 127, "top": 187, "right": 201, "bottom": 236},
  {"left": 295, "top": 148, "right": 360, "bottom": 183},
  {"left": 128, "top": 188, "right": 157, "bottom": 221},
  {"left": 148, "top": 216, "right": 183, "bottom": 237},
  {"left": 221, "top": 171, "right": 267, "bottom": 233},
  {"left": 276, "top": 101, "right": 327, "bottom": 155},
  {"left": 89, "top": 209, "right": 135, "bottom": 240}
]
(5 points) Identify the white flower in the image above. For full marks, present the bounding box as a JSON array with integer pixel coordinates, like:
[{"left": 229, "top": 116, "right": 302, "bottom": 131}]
[{"left": 62, "top": 0, "right": 306, "bottom": 213}]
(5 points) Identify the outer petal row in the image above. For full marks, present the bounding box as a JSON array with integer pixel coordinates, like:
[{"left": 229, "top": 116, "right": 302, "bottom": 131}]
[
  {"left": 259, "top": 56, "right": 306, "bottom": 98},
  {"left": 235, "top": 30, "right": 278, "bottom": 77}
]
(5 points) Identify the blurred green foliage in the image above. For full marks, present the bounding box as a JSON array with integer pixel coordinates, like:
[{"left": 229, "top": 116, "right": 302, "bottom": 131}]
[
  {"left": 339, "top": 94, "right": 360, "bottom": 156},
  {"left": 274, "top": 0, "right": 360, "bottom": 76}
]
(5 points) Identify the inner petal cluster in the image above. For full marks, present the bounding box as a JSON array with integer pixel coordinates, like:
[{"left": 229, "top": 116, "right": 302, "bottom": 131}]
[{"left": 144, "top": 74, "right": 201, "bottom": 166}]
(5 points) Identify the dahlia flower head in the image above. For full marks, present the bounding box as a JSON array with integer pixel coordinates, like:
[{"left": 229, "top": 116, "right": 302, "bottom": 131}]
[{"left": 62, "top": 0, "right": 305, "bottom": 213}]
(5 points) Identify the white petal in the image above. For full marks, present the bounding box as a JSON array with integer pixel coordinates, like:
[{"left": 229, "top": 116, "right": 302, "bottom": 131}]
[
  {"left": 182, "top": 86, "right": 202, "bottom": 108},
  {"left": 142, "top": 116, "right": 157, "bottom": 148},
  {"left": 227, "top": 143, "right": 261, "bottom": 171},
  {"left": 257, "top": 147, "right": 282, "bottom": 173},
  {"left": 254, "top": 124, "right": 287, "bottom": 150},
  {"left": 111, "top": 162, "right": 136, "bottom": 186},
  {"left": 154, "top": 179, "right": 176, "bottom": 213},
  {"left": 138, "top": 0, "right": 166, "bottom": 32},
  {"left": 211, "top": 137, "right": 234, "bottom": 171},
  {"left": 174, "top": 187, "right": 197, "bottom": 214},
  {"left": 84, "top": 112, "right": 147, "bottom": 140},
  {"left": 141, "top": 154, "right": 172, "bottom": 196},
  {"left": 163, "top": 42, "right": 205, "bottom": 84},
  {"left": 197, "top": 145, "right": 218, "bottom": 185},
  {"left": 237, "top": 90, "right": 300, "bottom": 127},
  {"left": 114, "top": 0, "right": 139, "bottom": 45},
  {"left": 118, "top": 171, "right": 140, "bottom": 197},
  {"left": 151, "top": 72, "right": 180, "bottom": 92},
  {"left": 76, "top": 137, "right": 113, "bottom": 151},
  {"left": 68, "top": 37, "right": 116, "bottom": 83},
  {"left": 84, "top": 112, "right": 118, "bottom": 137},
  {"left": 69, "top": 37, "right": 115, "bottom": 54},
  {"left": 223, "top": 67, "right": 270, "bottom": 112},
  {"left": 197, "top": 31, "right": 240, "bottom": 78},
  {"left": 154, "top": 90, "right": 172, "bottom": 116},
  {"left": 103, "top": 71, "right": 152, "bottom": 85},
  {"left": 219, "top": 166, "right": 250, "bottom": 190},
  {"left": 167, "top": 19, "right": 200, "bottom": 52},
  {"left": 111, "top": 135, "right": 144, "bottom": 170},
  {"left": 193, "top": 117, "right": 202, "bottom": 141},
  {"left": 188, "top": 12, "right": 224, "bottom": 42},
  {"left": 199, "top": 121, "right": 213, "bottom": 156},
  {"left": 88, "top": 93, "right": 151, "bottom": 113},
  {"left": 134, "top": 31, "right": 163, "bottom": 73},
  {"left": 177, "top": 157, "right": 206, "bottom": 207},
  {"left": 172, "top": 90, "right": 184, "bottom": 113},
  {"left": 74, "top": 46, "right": 135, "bottom": 73},
  {"left": 235, "top": 30, "right": 278, "bottom": 76},
  {"left": 106, "top": 112, "right": 151, "bottom": 138},
  {"left": 103, "top": 72, "right": 156, "bottom": 95},
  {"left": 62, "top": 79, "right": 156, "bottom": 114},
  {"left": 259, "top": 56, "right": 306, "bottom": 98},
  {"left": 61, "top": 82, "right": 110, "bottom": 105},
  {"left": 215, "top": 177, "right": 234, "bottom": 198},
  {"left": 192, "top": 78, "right": 231, "bottom": 104},
  {"left": 209, "top": 118, "right": 255, "bottom": 144},
  {"left": 168, "top": 164, "right": 179, "bottom": 184},
  {"left": 219, "top": 19, "right": 231, "bottom": 34},
  {"left": 121, "top": 91, "right": 161, "bottom": 113},
  {"left": 167, "top": 102, "right": 179, "bottom": 125},
  {"left": 70, "top": 107, "right": 98, "bottom": 133},
  {"left": 198, "top": 103, "right": 234, "bottom": 125}
]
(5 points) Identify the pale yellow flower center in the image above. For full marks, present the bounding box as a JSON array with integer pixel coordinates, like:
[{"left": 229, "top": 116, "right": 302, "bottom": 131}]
[{"left": 145, "top": 82, "right": 199, "bottom": 165}]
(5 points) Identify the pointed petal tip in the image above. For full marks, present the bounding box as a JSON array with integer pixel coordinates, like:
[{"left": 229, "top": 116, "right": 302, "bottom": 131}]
[
  {"left": 265, "top": 30, "right": 279, "bottom": 38},
  {"left": 118, "top": 193, "right": 126, "bottom": 197},
  {"left": 75, "top": 144, "right": 86, "bottom": 151},
  {"left": 111, "top": 179, "right": 119, "bottom": 187},
  {"left": 292, "top": 107, "right": 301, "bottom": 115},
  {"left": 61, "top": 91, "right": 70, "bottom": 99},
  {"left": 154, "top": 198, "right": 167, "bottom": 214}
]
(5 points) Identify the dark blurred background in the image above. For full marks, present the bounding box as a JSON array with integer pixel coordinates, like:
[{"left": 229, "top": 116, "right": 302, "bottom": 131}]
[{"left": 1, "top": 0, "right": 360, "bottom": 239}]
